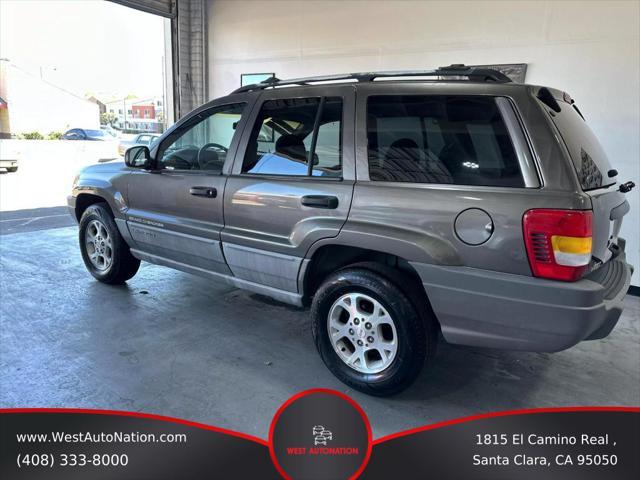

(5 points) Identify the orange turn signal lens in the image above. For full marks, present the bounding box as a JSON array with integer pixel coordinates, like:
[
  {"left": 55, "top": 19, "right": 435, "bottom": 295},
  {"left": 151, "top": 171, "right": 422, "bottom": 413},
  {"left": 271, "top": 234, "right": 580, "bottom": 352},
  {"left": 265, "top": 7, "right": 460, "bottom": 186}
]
[{"left": 551, "top": 235, "right": 592, "bottom": 267}]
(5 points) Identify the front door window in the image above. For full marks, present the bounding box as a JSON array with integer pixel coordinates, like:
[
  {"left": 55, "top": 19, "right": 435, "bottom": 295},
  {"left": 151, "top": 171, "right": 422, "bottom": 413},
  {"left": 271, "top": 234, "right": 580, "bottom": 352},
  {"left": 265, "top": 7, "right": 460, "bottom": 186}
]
[{"left": 156, "top": 103, "right": 246, "bottom": 172}]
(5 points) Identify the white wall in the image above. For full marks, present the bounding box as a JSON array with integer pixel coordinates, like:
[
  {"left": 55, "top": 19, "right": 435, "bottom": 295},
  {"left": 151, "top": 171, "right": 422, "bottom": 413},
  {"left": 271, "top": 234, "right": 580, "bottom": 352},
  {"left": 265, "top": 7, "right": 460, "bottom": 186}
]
[
  {"left": 207, "top": 0, "right": 640, "bottom": 285},
  {"left": 4, "top": 62, "right": 100, "bottom": 135}
]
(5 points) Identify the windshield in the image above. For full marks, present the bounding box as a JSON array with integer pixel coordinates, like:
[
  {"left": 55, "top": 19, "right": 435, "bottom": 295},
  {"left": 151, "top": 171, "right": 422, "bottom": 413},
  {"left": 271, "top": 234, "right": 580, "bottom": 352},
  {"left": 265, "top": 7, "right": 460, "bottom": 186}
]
[
  {"left": 85, "top": 130, "right": 109, "bottom": 138},
  {"left": 544, "top": 98, "right": 616, "bottom": 191}
]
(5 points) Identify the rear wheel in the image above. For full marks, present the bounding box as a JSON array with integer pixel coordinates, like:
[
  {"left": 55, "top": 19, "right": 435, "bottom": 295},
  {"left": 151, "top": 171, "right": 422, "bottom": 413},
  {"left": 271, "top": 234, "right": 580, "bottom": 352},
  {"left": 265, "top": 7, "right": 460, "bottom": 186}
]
[
  {"left": 312, "top": 266, "right": 436, "bottom": 396},
  {"left": 79, "top": 203, "right": 140, "bottom": 284}
]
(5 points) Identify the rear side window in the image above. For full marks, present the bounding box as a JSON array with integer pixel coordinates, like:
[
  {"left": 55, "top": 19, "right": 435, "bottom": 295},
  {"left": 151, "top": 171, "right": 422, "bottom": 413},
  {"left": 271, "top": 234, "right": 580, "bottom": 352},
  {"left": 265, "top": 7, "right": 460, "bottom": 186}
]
[
  {"left": 543, "top": 98, "right": 615, "bottom": 191},
  {"left": 367, "top": 96, "right": 524, "bottom": 187},
  {"left": 242, "top": 97, "right": 342, "bottom": 177}
]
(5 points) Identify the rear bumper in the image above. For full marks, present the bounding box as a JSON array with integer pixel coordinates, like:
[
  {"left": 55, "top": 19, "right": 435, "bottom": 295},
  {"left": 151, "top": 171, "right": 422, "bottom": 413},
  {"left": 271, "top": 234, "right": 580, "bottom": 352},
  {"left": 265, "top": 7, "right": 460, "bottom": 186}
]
[{"left": 411, "top": 242, "right": 633, "bottom": 352}]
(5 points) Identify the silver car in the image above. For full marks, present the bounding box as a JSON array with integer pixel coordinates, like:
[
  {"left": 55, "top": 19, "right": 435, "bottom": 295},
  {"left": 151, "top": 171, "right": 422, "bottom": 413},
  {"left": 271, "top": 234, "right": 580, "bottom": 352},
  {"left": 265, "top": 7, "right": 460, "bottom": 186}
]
[
  {"left": 118, "top": 133, "right": 160, "bottom": 157},
  {"left": 68, "top": 65, "right": 634, "bottom": 396}
]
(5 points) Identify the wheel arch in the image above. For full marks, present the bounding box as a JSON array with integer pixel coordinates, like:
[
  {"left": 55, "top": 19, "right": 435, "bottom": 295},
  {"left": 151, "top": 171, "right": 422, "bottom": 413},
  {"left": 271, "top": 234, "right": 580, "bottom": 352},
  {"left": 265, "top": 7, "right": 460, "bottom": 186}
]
[
  {"left": 300, "top": 243, "right": 440, "bottom": 330},
  {"left": 74, "top": 184, "right": 126, "bottom": 222},
  {"left": 75, "top": 193, "right": 109, "bottom": 221}
]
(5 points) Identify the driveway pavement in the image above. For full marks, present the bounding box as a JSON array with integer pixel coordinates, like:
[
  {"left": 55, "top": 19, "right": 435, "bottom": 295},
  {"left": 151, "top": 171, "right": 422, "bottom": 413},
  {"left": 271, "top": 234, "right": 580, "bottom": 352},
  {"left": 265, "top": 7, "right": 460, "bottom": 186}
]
[
  {"left": 0, "top": 139, "right": 118, "bottom": 211},
  {"left": 0, "top": 206, "right": 74, "bottom": 235}
]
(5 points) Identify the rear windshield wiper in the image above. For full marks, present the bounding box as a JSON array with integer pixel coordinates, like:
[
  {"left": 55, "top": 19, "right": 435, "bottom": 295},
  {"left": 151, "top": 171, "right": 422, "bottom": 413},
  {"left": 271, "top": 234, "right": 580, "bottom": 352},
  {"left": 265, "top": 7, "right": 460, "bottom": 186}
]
[{"left": 619, "top": 181, "right": 635, "bottom": 193}]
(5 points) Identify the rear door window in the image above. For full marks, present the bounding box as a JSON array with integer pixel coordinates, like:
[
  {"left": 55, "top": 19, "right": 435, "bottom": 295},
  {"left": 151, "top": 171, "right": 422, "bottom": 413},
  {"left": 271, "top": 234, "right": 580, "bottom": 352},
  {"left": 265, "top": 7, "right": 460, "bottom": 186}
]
[
  {"left": 242, "top": 97, "right": 343, "bottom": 177},
  {"left": 367, "top": 95, "right": 524, "bottom": 187},
  {"left": 543, "top": 98, "right": 615, "bottom": 191}
]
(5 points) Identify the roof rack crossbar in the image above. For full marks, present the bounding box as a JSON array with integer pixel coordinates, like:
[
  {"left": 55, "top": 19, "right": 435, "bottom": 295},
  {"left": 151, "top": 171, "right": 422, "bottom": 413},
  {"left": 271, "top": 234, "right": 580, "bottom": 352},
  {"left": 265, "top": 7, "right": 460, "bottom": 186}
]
[{"left": 230, "top": 64, "right": 512, "bottom": 94}]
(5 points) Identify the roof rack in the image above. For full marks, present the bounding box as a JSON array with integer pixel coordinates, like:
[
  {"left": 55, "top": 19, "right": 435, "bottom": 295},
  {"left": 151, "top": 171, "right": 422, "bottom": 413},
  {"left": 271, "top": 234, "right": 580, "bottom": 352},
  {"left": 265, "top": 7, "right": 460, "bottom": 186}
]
[{"left": 231, "top": 64, "right": 512, "bottom": 94}]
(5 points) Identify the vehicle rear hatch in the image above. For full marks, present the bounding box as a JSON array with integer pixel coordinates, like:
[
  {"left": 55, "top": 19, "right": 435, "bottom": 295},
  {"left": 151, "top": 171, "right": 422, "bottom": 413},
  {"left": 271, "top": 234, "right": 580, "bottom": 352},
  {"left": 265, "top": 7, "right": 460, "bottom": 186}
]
[{"left": 539, "top": 88, "right": 629, "bottom": 269}]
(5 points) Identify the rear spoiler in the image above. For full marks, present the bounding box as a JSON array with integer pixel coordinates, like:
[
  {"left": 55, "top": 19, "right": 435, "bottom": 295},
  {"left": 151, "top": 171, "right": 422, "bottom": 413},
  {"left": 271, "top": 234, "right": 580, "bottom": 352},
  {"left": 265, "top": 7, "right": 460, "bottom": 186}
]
[{"left": 535, "top": 86, "right": 585, "bottom": 119}]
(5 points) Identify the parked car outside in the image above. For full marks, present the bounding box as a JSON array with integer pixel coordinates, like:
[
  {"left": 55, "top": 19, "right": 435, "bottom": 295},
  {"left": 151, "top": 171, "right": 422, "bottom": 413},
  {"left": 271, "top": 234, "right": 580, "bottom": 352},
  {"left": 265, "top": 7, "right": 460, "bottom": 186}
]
[
  {"left": 67, "top": 65, "right": 634, "bottom": 396},
  {"left": 62, "top": 128, "right": 114, "bottom": 141},
  {"left": 118, "top": 133, "right": 160, "bottom": 157},
  {"left": 101, "top": 126, "right": 119, "bottom": 138},
  {"left": 0, "top": 156, "right": 18, "bottom": 173},
  {"left": 0, "top": 138, "right": 20, "bottom": 173}
]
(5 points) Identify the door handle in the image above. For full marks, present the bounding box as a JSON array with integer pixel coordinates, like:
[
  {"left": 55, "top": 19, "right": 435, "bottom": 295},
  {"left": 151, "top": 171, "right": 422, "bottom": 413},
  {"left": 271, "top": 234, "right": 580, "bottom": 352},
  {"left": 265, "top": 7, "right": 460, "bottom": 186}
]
[
  {"left": 189, "top": 186, "right": 217, "bottom": 198},
  {"left": 301, "top": 195, "right": 339, "bottom": 209}
]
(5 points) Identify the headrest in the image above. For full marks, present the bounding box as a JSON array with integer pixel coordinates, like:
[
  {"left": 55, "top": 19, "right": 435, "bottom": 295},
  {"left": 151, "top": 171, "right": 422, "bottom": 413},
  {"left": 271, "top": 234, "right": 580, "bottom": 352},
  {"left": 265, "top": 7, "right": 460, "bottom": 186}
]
[
  {"left": 275, "top": 135, "right": 307, "bottom": 161},
  {"left": 389, "top": 138, "right": 419, "bottom": 150}
]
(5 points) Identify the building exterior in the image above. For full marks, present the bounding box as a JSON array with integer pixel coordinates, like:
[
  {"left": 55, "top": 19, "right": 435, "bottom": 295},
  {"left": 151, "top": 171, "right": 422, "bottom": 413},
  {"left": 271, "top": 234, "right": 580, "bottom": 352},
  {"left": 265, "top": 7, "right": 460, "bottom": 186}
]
[
  {"left": 0, "top": 59, "right": 100, "bottom": 137},
  {"left": 103, "top": 97, "right": 164, "bottom": 133},
  {"left": 87, "top": 96, "right": 107, "bottom": 116},
  {"left": 0, "top": 64, "right": 9, "bottom": 139},
  {"left": 131, "top": 104, "right": 154, "bottom": 120}
]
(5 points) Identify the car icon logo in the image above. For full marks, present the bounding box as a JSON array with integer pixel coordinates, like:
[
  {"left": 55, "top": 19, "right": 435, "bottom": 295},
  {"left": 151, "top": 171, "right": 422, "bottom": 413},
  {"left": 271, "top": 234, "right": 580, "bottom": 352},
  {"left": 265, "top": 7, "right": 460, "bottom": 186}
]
[{"left": 313, "top": 425, "right": 333, "bottom": 445}]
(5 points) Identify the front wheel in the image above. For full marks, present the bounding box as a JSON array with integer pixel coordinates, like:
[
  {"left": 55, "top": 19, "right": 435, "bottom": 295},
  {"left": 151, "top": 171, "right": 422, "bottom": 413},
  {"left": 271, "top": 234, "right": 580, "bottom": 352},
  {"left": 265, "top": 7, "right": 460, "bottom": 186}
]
[
  {"left": 311, "top": 267, "right": 436, "bottom": 396},
  {"left": 79, "top": 203, "right": 140, "bottom": 284}
]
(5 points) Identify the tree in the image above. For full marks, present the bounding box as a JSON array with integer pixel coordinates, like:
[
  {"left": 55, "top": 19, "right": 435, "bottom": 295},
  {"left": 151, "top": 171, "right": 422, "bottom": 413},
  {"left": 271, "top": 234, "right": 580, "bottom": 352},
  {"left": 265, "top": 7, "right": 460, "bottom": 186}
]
[
  {"left": 100, "top": 112, "right": 118, "bottom": 126},
  {"left": 21, "top": 131, "right": 44, "bottom": 140}
]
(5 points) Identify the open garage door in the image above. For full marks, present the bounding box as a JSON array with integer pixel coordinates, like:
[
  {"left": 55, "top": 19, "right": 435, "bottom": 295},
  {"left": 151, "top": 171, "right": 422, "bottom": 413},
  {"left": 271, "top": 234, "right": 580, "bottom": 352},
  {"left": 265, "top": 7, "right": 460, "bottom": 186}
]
[
  {"left": 110, "top": 0, "right": 175, "bottom": 18},
  {"left": 109, "top": 0, "right": 207, "bottom": 120}
]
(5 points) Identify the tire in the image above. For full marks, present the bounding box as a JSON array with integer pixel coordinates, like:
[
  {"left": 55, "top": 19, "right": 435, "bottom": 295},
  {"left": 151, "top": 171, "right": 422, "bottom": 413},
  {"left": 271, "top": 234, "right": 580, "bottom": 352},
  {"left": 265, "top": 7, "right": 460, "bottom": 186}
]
[
  {"left": 79, "top": 203, "right": 140, "bottom": 284},
  {"left": 7, "top": 167, "right": 18, "bottom": 173},
  {"left": 311, "top": 265, "right": 437, "bottom": 396}
]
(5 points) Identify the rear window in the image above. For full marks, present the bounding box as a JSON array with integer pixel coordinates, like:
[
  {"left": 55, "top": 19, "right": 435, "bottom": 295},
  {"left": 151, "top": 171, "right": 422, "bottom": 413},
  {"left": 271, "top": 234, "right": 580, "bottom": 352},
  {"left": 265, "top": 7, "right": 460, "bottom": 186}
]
[
  {"left": 367, "top": 95, "right": 524, "bottom": 187},
  {"left": 85, "top": 129, "right": 109, "bottom": 137},
  {"left": 544, "top": 98, "right": 615, "bottom": 191}
]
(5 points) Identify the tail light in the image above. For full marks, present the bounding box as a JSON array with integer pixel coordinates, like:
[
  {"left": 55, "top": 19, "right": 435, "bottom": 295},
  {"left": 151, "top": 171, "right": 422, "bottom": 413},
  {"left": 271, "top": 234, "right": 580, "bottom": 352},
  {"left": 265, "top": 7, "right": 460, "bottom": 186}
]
[{"left": 523, "top": 209, "right": 593, "bottom": 281}]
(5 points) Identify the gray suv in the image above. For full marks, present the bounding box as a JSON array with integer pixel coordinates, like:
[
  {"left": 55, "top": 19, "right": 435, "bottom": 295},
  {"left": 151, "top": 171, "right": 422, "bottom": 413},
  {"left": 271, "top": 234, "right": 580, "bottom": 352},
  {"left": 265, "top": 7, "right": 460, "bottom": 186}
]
[{"left": 68, "top": 65, "right": 634, "bottom": 396}]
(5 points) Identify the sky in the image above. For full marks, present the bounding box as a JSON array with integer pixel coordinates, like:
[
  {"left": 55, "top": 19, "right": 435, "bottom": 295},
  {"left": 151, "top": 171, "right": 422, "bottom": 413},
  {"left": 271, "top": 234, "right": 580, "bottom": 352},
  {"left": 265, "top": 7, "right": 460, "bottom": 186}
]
[{"left": 0, "top": 0, "right": 166, "bottom": 100}]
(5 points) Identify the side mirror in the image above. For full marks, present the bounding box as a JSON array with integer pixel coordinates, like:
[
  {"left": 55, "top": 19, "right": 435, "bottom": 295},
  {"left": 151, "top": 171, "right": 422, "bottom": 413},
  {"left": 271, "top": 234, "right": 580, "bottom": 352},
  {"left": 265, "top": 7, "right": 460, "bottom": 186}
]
[{"left": 124, "top": 145, "right": 152, "bottom": 169}]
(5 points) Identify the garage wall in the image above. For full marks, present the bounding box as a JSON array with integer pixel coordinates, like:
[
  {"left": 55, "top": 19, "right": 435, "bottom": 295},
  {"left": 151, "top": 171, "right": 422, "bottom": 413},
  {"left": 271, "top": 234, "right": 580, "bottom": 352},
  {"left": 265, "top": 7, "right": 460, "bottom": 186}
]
[
  {"left": 207, "top": 0, "right": 640, "bottom": 286},
  {"left": 175, "top": 0, "right": 207, "bottom": 115}
]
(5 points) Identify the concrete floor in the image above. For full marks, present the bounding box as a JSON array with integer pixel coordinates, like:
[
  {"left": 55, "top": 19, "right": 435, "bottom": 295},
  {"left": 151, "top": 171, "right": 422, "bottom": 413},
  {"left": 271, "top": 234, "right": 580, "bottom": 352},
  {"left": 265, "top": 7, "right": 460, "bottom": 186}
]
[{"left": 1, "top": 212, "right": 639, "bottom": 439}]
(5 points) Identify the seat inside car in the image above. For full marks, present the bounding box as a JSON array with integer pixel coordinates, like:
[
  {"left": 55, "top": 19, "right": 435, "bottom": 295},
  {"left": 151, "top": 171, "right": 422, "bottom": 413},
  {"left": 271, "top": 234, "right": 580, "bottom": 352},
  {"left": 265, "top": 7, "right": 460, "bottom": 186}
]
[
  {"left": 197, "top": 148, "right": 222, "bottom": 171},
  {"left": 370, "top": 137, "right": 453, "bottom": 183},
  {"left": 275, "top": 134, "right": 308, "bottom": 162}
]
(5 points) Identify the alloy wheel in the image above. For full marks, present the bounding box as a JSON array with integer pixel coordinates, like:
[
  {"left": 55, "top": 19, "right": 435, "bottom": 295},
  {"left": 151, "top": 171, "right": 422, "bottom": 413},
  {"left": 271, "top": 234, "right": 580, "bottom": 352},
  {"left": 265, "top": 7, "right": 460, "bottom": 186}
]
[
  {"left": 327, "top": 292, "right": 398, "bottom": 374},
  {"left": 84, "top": 219, "right": 113, "bottom": 271}
]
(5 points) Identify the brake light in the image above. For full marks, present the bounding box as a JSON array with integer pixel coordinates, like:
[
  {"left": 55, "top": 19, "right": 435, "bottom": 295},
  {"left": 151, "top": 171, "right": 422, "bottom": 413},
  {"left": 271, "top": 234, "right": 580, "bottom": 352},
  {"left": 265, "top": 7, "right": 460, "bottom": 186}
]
[{"left": 523, "top": 209, "right": 593, "bottom": 281}]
